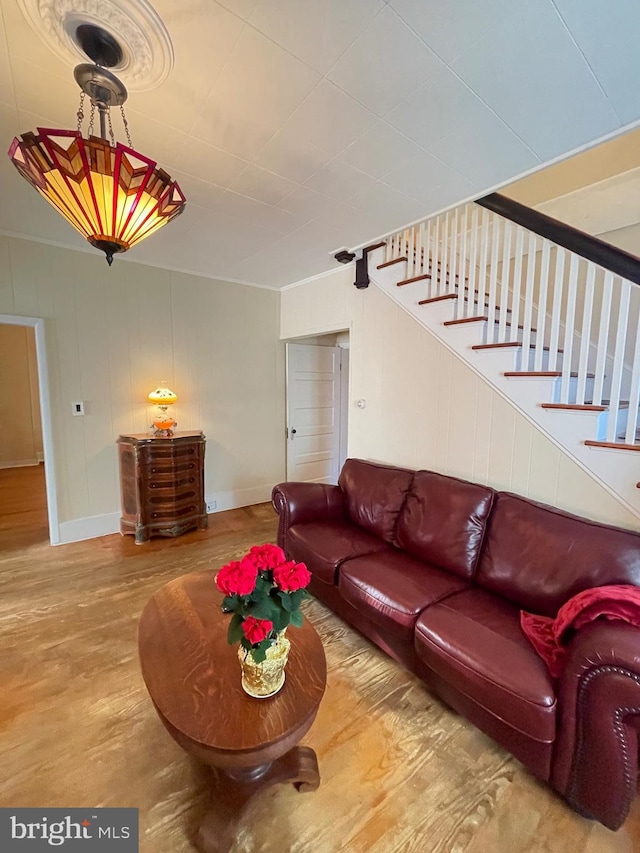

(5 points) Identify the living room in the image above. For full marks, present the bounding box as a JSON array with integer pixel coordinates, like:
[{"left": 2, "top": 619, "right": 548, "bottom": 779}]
[{"left": 2, "top": 1, "right": 640, "bottom": 851}]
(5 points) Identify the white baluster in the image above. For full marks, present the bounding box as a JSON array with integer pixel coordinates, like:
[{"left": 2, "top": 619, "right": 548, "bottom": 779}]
[
  {"left": 424, "top": 219, "right": 431, "bottom": 295},
  {"left": 478, "top": 208, "right": 490, "bottom": 321},
  {"left": 533, "top": 240, "right": 551, "bottom": 372},
  {"left": 576, "top": 263, "right": 596, "bottom": 405},
  {"left": 559, "top": 254, "right": 579, "bottom": 403},
  {"left": 624, "top": 291, "right": 640, "bottom": 444},
  {"left": 486, "top": 214, "right": 501, "bottom": 344},
  {"left": 407, "top": 226, "right": 415, "bottom": 278},
  {"left": 509, "top": 226, "right": 524, "bottom": 343},
  {"left": 432, "top": 216, "right": 441, "bottom": 298},
  {"left": 468, "top": 206, "right": 479, "bottom": 314},
  {"left": 498, "top": 220, "right": 512, "bottom": 343},
  {"left": 440, "top": 212, "right": 450, "bottom": 296},
  {"left": 521, "top": 232, "right": 537, "bottom": 363},
  {"left": 548, "top": 248, "right": 565, "bottom": 374},
  {"left": 416, "top": 222, "right": 424, "bottom": 277},
  {"left": 457, "top": 206, "right": 468, "bottom": 317},
  {"left": 449, "top": 207, "right": 459, "bottom": 302},
  {"left": 606, "top": 277, "right": 631, "bottom": 442},
  {"left": 592, "top": 271, "right": 613, "bottom": 406}
]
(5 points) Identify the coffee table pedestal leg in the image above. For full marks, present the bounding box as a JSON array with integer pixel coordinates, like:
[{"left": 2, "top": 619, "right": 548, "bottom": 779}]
[{"left": 196, "top": 746, "right": 320, "bottom": 853}]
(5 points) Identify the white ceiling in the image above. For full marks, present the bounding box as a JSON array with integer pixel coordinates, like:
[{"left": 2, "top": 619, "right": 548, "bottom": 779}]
[{"left": 1, "top": 0, "right": 640, "bottom": 288}]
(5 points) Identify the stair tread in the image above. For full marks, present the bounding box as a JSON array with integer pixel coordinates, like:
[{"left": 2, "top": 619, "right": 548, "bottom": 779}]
[
  {"left": 397, "top": 273, "right": 431, "bottom": 286},
  {"left": 444, "top": 316, "right": 488, "bottom": 326},
  {"left": 504, "top": 371, "right": 595, "bottom": 378},
  {"left": 441, "top": 314, "right": 539, "bottom": 334},
  {"left": 473, "top": 342, "right": 563, "bottom": 352},
  {"left": 418, "top": 294, "right": 458, "bottom": 305},
  {"left": 541, "top": 400, "right": 629, "bottom": 411},
  {"left": 541, "top": 403, "right": 607, "bottom": 412},
  {"left": 417, "top": 290, "right": 517, "bottom": 315},
  {"left": 378, "top": 256, "right": 408, "bottom": 269},
  {"left": 585, "top": 440, "right": 640, "bottom": 451}
]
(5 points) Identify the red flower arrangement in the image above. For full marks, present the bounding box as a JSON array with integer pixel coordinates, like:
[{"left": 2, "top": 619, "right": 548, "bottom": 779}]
[{"left": 215, "top": 543, "right": 311, "bottom": 663}]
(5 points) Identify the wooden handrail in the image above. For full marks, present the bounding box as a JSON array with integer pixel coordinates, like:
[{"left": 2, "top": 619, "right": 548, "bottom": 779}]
[{"left": 477, "top": 192, "right": 640, "bottom": 287}]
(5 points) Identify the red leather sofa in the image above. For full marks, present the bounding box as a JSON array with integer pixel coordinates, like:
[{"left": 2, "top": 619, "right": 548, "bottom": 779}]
[{"left": 272, "top": 458, "right": 640, "bottom": 830}]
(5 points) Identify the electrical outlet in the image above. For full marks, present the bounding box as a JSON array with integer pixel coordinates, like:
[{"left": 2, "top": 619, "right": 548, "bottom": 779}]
[{"left": 206, "top": 500, "right": 217, "bottom": 513}]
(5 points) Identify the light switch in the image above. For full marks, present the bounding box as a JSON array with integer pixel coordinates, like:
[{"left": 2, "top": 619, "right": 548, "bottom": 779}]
[{"left": 72, "top": 401, "right": 85, "bottom": 416}]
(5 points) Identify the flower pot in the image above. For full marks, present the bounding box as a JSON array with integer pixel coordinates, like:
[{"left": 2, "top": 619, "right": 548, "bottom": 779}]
[{"left": 238, "top": 630, "right": 291, "bottom": 698}]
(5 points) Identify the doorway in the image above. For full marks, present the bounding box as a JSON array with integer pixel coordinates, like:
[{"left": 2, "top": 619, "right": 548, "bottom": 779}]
[
  {"left": 285, "top": 332, "right": 349, "bottom": 484},
  {"left": 0, "top": 314, "right": 59, "bottom": 544}
]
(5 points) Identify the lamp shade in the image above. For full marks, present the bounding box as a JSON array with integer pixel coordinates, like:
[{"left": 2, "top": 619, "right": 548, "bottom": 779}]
[
  {"left": 148, "top": 386, "right": 177, "bottom": 405},
  {"left": 9, "top": 128, "right": 186, "bottom": 265}
]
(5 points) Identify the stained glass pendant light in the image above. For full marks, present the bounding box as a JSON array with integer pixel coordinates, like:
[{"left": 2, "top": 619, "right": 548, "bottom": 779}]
[{"left": 8, "top": 24, "right": 186, "bottom": 266}]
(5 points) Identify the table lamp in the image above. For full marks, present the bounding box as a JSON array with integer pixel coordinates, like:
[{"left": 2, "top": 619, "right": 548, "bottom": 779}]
[{"left": 148, "top": 384, "right": 177, "bottom": 436}]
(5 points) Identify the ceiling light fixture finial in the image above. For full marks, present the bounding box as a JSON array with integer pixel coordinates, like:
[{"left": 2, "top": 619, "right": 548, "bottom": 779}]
[{"left": 7, "top": 22, "right": 185, "bottom": 266}]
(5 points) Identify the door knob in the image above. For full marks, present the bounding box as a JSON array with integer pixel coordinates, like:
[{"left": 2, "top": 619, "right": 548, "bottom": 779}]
[{"left": 291, "top": 429, "right": 297, "bottom": 435}]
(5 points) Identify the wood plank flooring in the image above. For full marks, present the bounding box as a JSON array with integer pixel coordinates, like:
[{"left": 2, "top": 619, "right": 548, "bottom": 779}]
[{"left": 1, "top": 465, "right": 639, "bottom": 852}]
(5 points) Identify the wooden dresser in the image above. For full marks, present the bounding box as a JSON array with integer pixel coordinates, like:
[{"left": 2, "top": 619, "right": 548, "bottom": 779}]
[{"left": 117, "top": 431, "right": 207, "bottom": 544}]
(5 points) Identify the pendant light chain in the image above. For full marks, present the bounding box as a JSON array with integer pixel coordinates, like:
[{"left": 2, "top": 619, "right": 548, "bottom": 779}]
[
  {"left": 88, "top": 101, "right": 96, "bottom": 137},
  {"left": 107, "top": 109, "right": 116, "bottom": 146},
  {"left": 75, "top": 87, "right": 133, "bottom": 148},
  {"left": 76, "top": 92, "right": 85, "bottom": 133},
  {"left": 120, "top": 105, "right": 133, "bottom": 148}
]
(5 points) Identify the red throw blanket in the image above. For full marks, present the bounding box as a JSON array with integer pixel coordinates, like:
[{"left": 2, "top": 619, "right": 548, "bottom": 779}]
[{"left": 520, "top": 584, "right": 640, "bottom": 678}]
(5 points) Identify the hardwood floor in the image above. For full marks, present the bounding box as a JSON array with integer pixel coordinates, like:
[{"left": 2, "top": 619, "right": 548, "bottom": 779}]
[{"left": 1, "top": 465, "right": 639, "bottom": 852}]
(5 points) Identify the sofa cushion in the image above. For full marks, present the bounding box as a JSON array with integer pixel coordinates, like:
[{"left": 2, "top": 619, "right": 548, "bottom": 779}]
[
  {"left": 414, "top": 588, "right": 556, "bottom": 743},
  {"left": 396, "top": 471, "right": 495, "bottom": 579},
  {"left": 339, "top": 550, "right": 471, "bottom": 643},
  {"left": 476, "top": 493, "right": 640, "bottom": 616},
  {"left": 338, "top": 458, "right": 414, "bottom": 544},
  {"left": 287, "top": 522, "right": 390, "bottom": 586}
]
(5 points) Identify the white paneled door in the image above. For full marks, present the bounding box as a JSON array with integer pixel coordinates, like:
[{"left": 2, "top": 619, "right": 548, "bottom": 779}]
[{"left": 286, "top": 343, "right": 343, "bottom": 484}]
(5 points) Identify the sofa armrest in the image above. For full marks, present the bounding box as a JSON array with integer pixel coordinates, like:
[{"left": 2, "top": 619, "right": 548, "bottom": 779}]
[
  {"left": 551, "top": 621, "right": 640, "bottom": 829},
  {"left": 271, "top": 482, "right": 346, "bottom": 550}
]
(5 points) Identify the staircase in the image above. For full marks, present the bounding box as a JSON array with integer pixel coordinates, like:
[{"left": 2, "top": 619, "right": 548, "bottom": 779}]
[{"left": 367, "top": 194, "right": 640, "bottom": 517}]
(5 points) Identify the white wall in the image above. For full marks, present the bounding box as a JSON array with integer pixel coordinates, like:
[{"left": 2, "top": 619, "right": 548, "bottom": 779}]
[
  {"left": 0, "top": 235, "right": 285, "bottom": 542},
  {"left": 281, "top": 266, "right": 640, "bottom": 531}
]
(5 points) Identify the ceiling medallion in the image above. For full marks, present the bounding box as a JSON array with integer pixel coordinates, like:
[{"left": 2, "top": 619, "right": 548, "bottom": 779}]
[{"left": 16, "top": 0, "right": 174, "bottom": 91}]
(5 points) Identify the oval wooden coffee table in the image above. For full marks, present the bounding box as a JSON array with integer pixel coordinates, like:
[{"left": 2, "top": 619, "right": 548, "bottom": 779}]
[{"left": 138, "top": 571, "right": 327, "bottom": 853}]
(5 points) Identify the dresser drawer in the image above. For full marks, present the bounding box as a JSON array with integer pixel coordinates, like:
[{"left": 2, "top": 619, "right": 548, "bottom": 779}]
[
  {"left": 148, "top": 502, "right": 201, "bottom": 521},
  {"left": 147, "top": 487, "right": 200, "bottom": 506},
  {"left": 141, "top": 444, "right": 200, "bottom": 464},
  {"left": 145, "top": 473, "right": 200, "bottom": 491},
  {"left": 144, "top": 459, "right": 200, "bottom": 477}
]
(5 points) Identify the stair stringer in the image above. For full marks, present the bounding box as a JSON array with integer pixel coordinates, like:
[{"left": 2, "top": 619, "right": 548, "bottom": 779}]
[{"left": 369, "top": 246, "right": 640, "bottom": 521}]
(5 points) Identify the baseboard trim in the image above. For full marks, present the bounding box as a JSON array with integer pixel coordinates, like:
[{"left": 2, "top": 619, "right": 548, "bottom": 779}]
[
  {"left": 58, "top": 512, "right": 121, "bottom": 544},
  {"left": 206, "top": 485, "right": 274, "bottom": 514},
  {"left": 56, "top": 485, "right": 275, "bottom": 545},
  {"left": 0, "top": 458, "right": 40, "bottom": 469}
]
